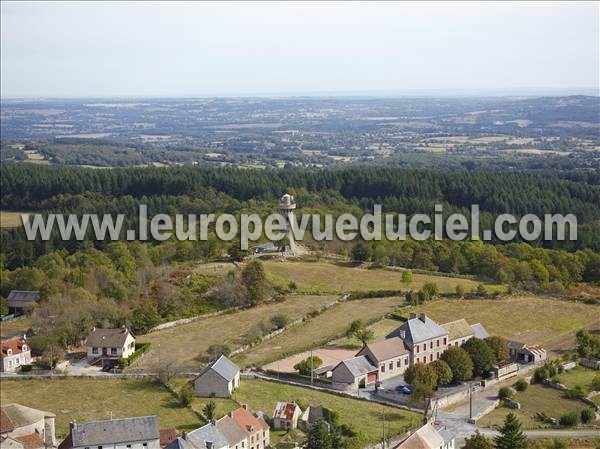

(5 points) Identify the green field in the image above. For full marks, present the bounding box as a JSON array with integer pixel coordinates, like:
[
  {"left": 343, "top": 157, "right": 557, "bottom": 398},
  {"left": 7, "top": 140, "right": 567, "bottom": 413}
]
[
  {"left": 0, "top": 378, "right": 202, "bottom": 437},
  {"left": 235, "top": 297, "right": 404, "bottom": 367},
  {"left": 263, "top": 260, "right": 503, "bottom": 294},
  {"left": 235, "top": 379, "right": 420, "bottom": 442},
  {"left": 137, "top": 294, "right": 338, "bottom": 370},
  {"left": 334, "top": 318, "right": 401, "bottom": 348},
  {"left": 556, "top": 367, "right": 599, "bottom": 394},
  {"left": 478, "top": 383, "right": 596, "bottom": 429},
  {"left": 0, "top": 211, "right": 28, "bottom": 228},
  {"left": 392, "top": 295, "right": 600, "bottom": 352}
]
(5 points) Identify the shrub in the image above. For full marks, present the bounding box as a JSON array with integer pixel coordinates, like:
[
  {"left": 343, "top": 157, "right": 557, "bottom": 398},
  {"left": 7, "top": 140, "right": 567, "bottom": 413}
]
[
  {"left": 288, "top": 281, "right": 297, "bottom": 290},
  {"left": 580, "top": 408, "right": 594, "bottom": 424},
  {"left": 179, "top": 383, "right": 195, "bottom": 406},
  {"left": 558, "top": 411, "right": 579, "bottom": 427},
  {"left": 20, "top": 364, "right": 32, "bottom": 372},
  {"left": 591, "top": 374, "right": 600, "bottom": 392},
  {"left": 441, "top": 347, "right": 474, "bottom": 383},
  {"left": 271, "top": 314, "right": 290, "bottom": 330},
  {"left": 498, "top": 386, "right": 514, "bottom": 400},
  {"left": 564, "top": 386, "right": 585, "bottom": 400},
  {"left": 117, "top": 358, "right": 129, "bottom": 369},
  {"left": 514, "top": 379, "right": 528, "bottom": 392},
  {"left": 294, "top": 356, "right": 323, "bottom": 376}
]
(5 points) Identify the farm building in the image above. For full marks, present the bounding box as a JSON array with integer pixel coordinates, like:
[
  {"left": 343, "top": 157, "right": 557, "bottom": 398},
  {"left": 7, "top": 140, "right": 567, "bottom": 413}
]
[
  {"left": 0, "top": 403, "right": 56, "bottom": 449},
  {"left": 195, "top": 355, "right": 241, "bottom": 398},
  {"left": 6, "top": 291, "right": 39, "bottom": 316},
  {"left": 507, "top": 341, "right": 547, "bottom": 364},
  {"left": 331, "top": 355, "right": 378, "bottom": 391}
]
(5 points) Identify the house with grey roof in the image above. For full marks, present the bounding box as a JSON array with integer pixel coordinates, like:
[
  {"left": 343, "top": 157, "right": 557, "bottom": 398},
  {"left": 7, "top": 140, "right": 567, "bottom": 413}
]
[
  {"left": 387, "top": 313, "right": 449, "bottom": 366},
  {"left": 186, "top": 423, "right": 228, "bottom": 449},
  {"left": 6, "top": 291, "right": 40, "bottom": 316},
  {"left": 331, "top": 355, "right": 378, "bottom": 391},
  {"left": 357, "top": 337, "right": 410, "bottom": 381},
  {"left": 164, "top": 438, "right": 192, "bottom": 449},
  {"left": 58, "top": 416, "right": 159, "bottom": 449},
  {"left": 470, "top": 323, "right": 490, "bottom": 340},
  {"left": 215, "top": 416, "right": 247, "bottom": 449},
  {"left": 85, "top": 327, "right": 136, "bottom": 369},
  {"left": 194, "top": 355, "right": 240, "bottom": 398},
  {"left": 393, "top": 423, "right": 454, "bottom": 449}
]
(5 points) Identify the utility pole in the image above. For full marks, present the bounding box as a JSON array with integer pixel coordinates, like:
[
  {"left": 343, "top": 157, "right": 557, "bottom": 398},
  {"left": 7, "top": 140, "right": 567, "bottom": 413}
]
[
  {"left": 310, "top": 348, "right": 314, "bottom": 385},
  {"left": 469, "top": 382, "right": 473, "bottom": 421}
]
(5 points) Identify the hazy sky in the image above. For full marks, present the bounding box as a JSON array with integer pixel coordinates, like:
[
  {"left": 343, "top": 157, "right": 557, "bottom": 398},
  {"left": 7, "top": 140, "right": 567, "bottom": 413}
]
[{"left": 1, "top": 1, "right": 598, "bottom": 97}]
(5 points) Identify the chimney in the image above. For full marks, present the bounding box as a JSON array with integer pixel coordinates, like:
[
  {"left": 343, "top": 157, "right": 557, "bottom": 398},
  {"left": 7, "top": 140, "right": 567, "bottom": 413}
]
[
  {"left": 409, "top": 313, "right": 417, "bottom": 320},
  {"left": 419, "top": 313, "right": 427, "bottom": 323}
]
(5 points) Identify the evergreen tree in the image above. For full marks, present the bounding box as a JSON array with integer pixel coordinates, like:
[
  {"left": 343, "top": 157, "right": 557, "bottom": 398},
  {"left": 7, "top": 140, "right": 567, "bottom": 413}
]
[
  {"left": 494, "top": 413, "right": 527, "bottom": 449},
  {"left": 462, "top": 431, "right": 493, "bottom": 449},
  {"left": 241, "top": 260, "right": 268, "bottom": 305}
]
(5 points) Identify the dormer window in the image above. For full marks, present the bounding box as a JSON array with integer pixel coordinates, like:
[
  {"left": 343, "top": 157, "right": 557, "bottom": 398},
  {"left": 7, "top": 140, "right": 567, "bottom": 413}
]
[
  {"left": 6, "top": 349, "right": 12, "bottom": 356},
  {"left": 22, "top": 344, "right": 28, "bottom": 352}
]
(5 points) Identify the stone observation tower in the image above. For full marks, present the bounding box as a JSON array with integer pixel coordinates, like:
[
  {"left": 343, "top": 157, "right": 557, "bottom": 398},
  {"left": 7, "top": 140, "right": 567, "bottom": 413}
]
[{"left": 278, "top": 193, "right": 297, "bottom": 254}]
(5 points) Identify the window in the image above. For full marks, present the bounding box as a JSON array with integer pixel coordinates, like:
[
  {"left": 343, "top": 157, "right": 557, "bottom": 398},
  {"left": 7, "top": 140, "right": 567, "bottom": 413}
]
[
  {"left": 436, "top": 352, "right": 440, "bottom": 359},
  {"left": 416, "top": 345, "right": 420, "bottom": 353},
  {"left": 381, "top": 365, "right": 385, "bottom": 373},
  {"left": 6, "top": 349, "right": 12, "bottom": 356},
  {"left": 111, "top": 348, "right": 117, "bottom": 355},
  {"left": 443, "top": 338, "right": 447, "bottom": 345},
  {"left": 436, "top": 339, "right": 440, "bottom": 347},
  {"left": 389, "top": 362, "right": 393, "bottom": 370},
  {"left": 98, "top": 445, "right": 103, "bottom": 449},
  {"left": 396, "top": 360, "right": 401, "bottom": 368},
  {"left": 423, "top": 344, "right": 426, "bottom": 352},
  {"left": 430, "top": 342, "right": 433, "bottom": 349},
  {"left": 405, "top": 357, "right": 409, "bottom": 366},
  {"left": 143, "top": 443, "right": 148, "bottom": 447},
  {"left": 429, "top": 354, "right": 433, "bottom": 362},
  {"left": 423, "top": 357, "right": 427, "bottom": 364},
  {"left": 92, "top": 347, "right": 99, "bottom": 354},
  {"left": 127, "top": 445, "right": 131, "bottom": 448}
]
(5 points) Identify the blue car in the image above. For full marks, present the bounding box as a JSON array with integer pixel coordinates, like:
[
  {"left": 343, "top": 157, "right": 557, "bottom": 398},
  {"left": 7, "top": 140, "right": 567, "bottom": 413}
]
[{"left": 395, "top": 385, "right": 412, "bottom": 394}]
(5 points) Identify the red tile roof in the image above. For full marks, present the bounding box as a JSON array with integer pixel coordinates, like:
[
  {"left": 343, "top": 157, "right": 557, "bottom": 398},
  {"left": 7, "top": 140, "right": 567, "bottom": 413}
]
[
  {"left": 230, "top": 407, "right": 269, "bottom": 435},
  {"left": 1, "top": 339, "right": 29, "bottom": 357},
  {"left": 273, "top": 402, "right": 299, "bottom": 421},
  {"left": 15, "top": 433, "right": 44, "bottom": 449},
  {"left": 159, "top": 429, "right": 177, "bottom": 447}
]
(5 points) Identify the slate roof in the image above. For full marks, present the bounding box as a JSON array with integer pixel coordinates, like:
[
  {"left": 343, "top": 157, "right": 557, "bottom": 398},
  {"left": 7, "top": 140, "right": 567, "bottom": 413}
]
[
  {"left": 187, "top": 423, "right": 228, "bottom": 449},
  {"left": 215, "top": 416, "right": 247, "bottom": 446},
  {"left": 337, "top": 356, "right": 377, "bottom": 377},
  {"left": 359, "top": 337, "right": 408, "bottom": 362},
  {"left": 441, "top": 319, "right": 474, "bottom": 342},
  {"left": 470, "top": 323, "right": 490, "bottom": 340},
  {"left": 6, "top": 291, "right": 39, "bottom": 308},
  {"left": 387, "top": 314, "right": 448, "bottom": 345},
  {"left": 164, "top": 437, "right": 192, "bottom": 449},
  {"left": 85, "top": 328, "right": 134, "bottom": 349},
  {"left": 203, "top": 355, "right": 240, "bottom": 382},
  {"left": 70, "top": 416, "right": 159, "bottom": 446}
]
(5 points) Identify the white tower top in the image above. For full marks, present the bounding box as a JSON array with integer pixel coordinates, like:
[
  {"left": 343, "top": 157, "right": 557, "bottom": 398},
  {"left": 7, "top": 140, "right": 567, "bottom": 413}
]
[{"left": 279, "top": 193, "right": 296, "bottom": 210}]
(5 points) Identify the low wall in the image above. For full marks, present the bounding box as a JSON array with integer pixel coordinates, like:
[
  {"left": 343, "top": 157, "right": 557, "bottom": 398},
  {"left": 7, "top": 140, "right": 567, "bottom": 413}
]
[{"left": 468, "top": 399, "right": 500, "bottom": 424}]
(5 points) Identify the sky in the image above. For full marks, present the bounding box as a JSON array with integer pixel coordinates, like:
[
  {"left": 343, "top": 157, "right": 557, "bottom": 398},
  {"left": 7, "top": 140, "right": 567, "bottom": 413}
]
[{"left": 1, "top": 1, "right": 598, "bottom": 98}]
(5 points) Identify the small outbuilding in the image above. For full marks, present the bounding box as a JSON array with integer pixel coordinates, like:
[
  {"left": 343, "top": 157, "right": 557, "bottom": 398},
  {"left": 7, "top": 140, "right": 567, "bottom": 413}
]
[
  {"left": 272, "top": 402, "right": 302, "bottom": 430},
  {"left": 194, "top": 355, "right": 241, "bottom": 398},
  {"left": 331, "top": 355, "right": 378, "bottom": 391}
]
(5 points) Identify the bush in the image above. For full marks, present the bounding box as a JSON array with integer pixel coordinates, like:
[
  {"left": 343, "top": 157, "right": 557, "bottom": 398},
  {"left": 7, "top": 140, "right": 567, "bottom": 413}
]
[
  {"left": 117, "top": 358, "right": 129, "bottom": 369},
  {"left": 591, "top": 374, "right": 600, "bottom": 392},
  {"left": 564, "top": 386, "right": 585, "bottom": 400},
  {"left": 288, "top": 281, "right": 298, "bottom": 290},
  {"left": 580, "top": 408, "right": 594, "bottom": 424},
  {"left": 271, "top": 314, "right": 290, "bottom": 330},
  {"left": 514, "top": 379, "right": 528, "bottom": 392},
  {"left": 294, "top": 356, "right": 323, "bottom": 376},
  {"left": 558, "top": 411, "right": 579, "bottom": 427},
  {"left": 498, "top": 386, "right": 514, "bottom": 400},
  {"left": 20, "top": 364, "right": 32, "bottom": 372},
  {"left": 179, "top": 383, "right": 195, "bottom": 406},
  {"left": 441, "top": 347, "right": 474, "bottom": 383}
]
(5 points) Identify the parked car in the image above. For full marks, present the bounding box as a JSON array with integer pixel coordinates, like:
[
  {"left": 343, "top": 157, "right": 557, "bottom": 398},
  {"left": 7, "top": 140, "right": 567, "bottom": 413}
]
[{"left": 395, "top": 385, "right": 412, "bottom": 394}]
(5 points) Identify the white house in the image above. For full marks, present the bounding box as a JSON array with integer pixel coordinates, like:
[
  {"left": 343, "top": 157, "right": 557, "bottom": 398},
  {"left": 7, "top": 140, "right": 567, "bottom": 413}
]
[
  {"left": 85, "top": 327, "right": 136, "bottom": 368},
  {"left": 1, "top": 338, "right": 32, "bottom": 372}
]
